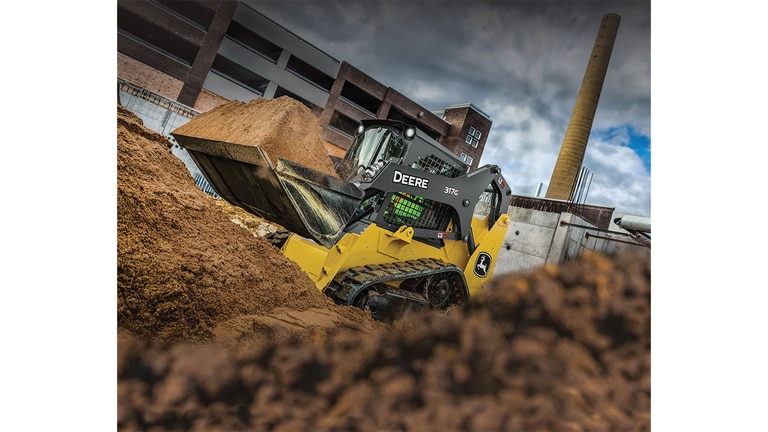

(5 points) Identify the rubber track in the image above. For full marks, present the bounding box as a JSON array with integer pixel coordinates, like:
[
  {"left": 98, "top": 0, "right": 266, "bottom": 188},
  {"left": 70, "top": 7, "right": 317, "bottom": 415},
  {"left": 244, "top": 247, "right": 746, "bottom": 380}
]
[{"left": 326, "top": 257, "right": 468, "bottom": 307}]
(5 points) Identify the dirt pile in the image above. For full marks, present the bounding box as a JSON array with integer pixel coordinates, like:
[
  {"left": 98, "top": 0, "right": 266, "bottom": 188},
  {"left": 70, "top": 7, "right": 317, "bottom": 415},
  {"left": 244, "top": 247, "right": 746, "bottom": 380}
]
[
  {"left": 117, "top": 101, "right": 650, "bottom": 431},
  {"left": 213, "top": 198, "right": 284, "bottom": 238},
  {"left": 117, "top": 103, "right": 380, "bottom": 345},
  {"left": 118, "top": 251, "right": 650, "bottom": 431},
  {"left": 171, "top": 96, "right": 338, "bottom": 177}
]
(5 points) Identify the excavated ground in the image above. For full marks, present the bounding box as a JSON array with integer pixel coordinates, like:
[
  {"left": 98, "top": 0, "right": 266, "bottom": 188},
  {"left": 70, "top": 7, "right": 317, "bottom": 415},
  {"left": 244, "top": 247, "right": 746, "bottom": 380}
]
[{"left": 117, "top": 101, "right": 650, "bottom": 431}]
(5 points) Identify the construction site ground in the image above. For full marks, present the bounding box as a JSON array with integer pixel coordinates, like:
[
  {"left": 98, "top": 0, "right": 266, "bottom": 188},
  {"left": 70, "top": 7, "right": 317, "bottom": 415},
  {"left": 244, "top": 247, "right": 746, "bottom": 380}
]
[{"left": 116, "top": 102, "right": 651, "bottom": 431}]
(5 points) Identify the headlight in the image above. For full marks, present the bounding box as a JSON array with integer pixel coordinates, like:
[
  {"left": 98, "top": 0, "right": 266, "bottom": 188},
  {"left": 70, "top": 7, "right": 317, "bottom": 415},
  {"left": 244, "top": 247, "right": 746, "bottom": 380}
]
[
  {"left": 362, "top": 160, "right": 386, "bottom": 181},
  {"left": 356, "top": 124, "right": 365, "bottom": 135},
  {"left": 405, "top": 127, "right": 415, "bottom": 139}
]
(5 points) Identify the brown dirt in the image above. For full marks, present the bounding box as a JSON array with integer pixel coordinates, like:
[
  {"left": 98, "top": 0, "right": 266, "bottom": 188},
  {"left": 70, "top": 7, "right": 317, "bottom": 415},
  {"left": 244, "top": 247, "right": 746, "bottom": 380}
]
[
  {"left": 117, "top": 103, "right": 380, "bottom": 346},
  {"left": 213, "top": 198, "right": 285, "bottom": 238},
  {"left": 117, "top": 101, "right": 650, "bottom": 431},
  {"left": 171, "top": 96, "right": 338, "bottom": 177}
]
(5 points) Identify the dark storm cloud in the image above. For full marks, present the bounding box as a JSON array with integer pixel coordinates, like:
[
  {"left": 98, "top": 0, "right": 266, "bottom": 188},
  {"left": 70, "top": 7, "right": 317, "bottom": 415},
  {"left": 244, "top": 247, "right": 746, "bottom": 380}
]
[{"left": 246, "top": 0, "right": 651, "bottom": 215}]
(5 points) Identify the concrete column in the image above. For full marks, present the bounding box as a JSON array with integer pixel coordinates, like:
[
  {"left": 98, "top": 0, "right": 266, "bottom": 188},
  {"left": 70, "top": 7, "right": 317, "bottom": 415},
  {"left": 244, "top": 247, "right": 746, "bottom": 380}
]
[
  {"left": 263, "top": 49, "right": 291, "bottom": 99},
  {"left": 377, "top": 88, "right": 396, "bottom": 119},
  {"left": 178, "top": 0, "right": 238, "bottom": 107},
  {"left": 545, "top": 13, "right": 621, "bottom": 200},
  {"left": 263, "top": 82, "right": 278, "bottom": 99},
  {"left": 276, "top": 49, "right": 291, "bottom": 69},
  {"left": 318, "top": 62, "right": 349, "bottom": 128}
]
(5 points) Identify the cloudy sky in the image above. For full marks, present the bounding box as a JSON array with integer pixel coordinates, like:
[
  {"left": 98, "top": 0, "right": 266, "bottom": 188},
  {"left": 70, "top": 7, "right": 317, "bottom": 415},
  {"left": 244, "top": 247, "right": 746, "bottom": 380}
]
[{"left": 247, "top": 0, "right": 651, "bottom": 216}]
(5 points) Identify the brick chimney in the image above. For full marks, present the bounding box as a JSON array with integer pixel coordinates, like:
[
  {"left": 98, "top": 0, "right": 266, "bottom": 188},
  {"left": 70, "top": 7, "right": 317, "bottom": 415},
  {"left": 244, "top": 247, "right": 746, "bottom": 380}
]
[{"left": 545, "top": 13, "right": 621, "bottom": 200}]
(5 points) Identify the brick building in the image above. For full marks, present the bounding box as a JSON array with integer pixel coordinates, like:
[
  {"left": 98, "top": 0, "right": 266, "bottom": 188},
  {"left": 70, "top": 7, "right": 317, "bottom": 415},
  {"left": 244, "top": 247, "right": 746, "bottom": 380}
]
[{"left": 117, "top": 0, "right": 492, "bottom": 169}]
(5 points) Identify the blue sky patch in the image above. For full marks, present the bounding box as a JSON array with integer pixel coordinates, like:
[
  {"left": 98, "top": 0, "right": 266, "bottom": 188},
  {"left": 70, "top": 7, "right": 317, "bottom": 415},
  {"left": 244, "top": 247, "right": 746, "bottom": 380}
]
[{"left": 592, "top": 126, "right": 651, "bottom": 174}]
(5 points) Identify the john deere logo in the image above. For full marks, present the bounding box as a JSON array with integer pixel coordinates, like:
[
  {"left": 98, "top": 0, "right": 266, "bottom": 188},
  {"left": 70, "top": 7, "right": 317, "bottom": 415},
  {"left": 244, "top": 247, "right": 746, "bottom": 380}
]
[
  {"left": 474, "top": 252, "right": 492, "bottom": 278},
  {"left": 392, "top": 169, "right": 429, "bottom": 189}
]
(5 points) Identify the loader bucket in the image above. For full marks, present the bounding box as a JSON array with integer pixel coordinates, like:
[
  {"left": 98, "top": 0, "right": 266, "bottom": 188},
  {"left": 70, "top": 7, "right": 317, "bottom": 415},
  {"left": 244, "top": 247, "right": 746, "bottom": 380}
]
[{"left": 172, "top": 134, "right": 364, "bottom": 248}]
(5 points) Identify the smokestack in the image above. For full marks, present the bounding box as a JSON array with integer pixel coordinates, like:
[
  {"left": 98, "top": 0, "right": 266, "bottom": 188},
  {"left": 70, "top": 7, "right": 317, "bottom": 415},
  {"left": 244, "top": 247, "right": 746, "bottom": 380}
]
[{"left": 545, "top": 13, "right": 621, "bottom": 200}]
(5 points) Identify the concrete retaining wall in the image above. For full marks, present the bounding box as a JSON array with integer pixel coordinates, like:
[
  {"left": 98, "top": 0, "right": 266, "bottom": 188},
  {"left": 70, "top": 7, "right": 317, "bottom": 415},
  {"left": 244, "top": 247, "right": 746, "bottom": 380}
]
[{"left": 493, "top": 208, "right": 624, "bottom": 276}]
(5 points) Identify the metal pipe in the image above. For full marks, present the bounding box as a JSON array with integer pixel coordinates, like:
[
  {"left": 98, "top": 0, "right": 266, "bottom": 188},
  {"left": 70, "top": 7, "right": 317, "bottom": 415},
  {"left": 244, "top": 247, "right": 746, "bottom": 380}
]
[
  {"left": 585, "top": 232, "right": 650, "bottom": 248},
  {"left": 614, "top": 215, "right": 651, "bottom": 233},
  {"left": 583, "top": 171, "right": 593, "bottom": 204}
]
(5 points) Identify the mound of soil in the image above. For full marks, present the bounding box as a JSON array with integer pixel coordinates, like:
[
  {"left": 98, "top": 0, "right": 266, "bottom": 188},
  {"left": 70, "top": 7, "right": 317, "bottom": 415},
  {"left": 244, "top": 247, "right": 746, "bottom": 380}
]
[
  {"left": 117, "top": 103, "right": 380, "bottom": 345},
  {"left": 170, "top": 96, "right": 338, "bottom": 177},
  {"left": 116, "top": 101, "right": 650, "bottom": 431}
]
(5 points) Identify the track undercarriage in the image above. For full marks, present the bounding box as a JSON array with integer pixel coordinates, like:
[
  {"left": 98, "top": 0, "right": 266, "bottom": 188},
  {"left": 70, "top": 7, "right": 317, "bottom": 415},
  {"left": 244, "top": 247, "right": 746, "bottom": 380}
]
[
  {"left": 267, "top": 232, "right": 470, "bottom": 322},
  {"left": 325, "top": 258, "right": 469, "bottom": 322}
]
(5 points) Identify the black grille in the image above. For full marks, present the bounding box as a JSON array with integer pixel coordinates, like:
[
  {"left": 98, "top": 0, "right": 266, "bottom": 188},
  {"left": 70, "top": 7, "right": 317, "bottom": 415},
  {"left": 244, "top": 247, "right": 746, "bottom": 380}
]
[
  {"left": 412, "top": 154, "right": 464, "bottom": 178},
  {"left": 383, "top": 192, "right": 450, "bottom": 231}
]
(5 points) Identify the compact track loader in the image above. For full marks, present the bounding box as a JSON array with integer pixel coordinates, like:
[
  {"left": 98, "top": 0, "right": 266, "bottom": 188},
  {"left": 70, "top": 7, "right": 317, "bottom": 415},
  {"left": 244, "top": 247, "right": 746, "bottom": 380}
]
[{"left": 173, "top": 119, "right": 511, "bottom": 322}]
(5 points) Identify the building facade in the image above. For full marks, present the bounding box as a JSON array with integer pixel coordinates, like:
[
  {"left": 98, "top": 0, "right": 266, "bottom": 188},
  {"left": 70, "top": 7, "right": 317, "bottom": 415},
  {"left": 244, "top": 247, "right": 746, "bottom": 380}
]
[
  {"left": 436, "top": 103, "right": 492, "bottom": 169},
  {"left": 117, "top": 0, "right": 491, "bottom": 169}
]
